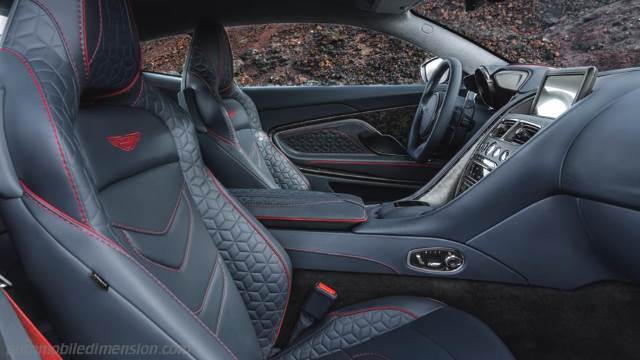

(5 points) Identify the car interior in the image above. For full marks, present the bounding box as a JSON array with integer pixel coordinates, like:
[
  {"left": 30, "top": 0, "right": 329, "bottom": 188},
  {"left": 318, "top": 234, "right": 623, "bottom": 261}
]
[{"left": 0, "top": 0, "right": 639, "bottom": 359}]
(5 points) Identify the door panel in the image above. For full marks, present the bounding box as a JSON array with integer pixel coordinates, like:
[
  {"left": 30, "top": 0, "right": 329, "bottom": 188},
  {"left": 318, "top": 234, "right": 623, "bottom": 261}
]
[
  {"left": 273, "top": 118, "right": 441, "bottom": 183},
  {"left": 247, "top": 85, "right": 439, "bottom": 202}
]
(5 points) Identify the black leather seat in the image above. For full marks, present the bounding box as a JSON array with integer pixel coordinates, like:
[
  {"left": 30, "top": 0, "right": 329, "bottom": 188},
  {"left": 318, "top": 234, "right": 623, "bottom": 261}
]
[
  {"left": 181, "top": 22, "right": 312, "bottom": 191},
  {"left": 0, "top": 1, "right": 513, "bottom": 359}
]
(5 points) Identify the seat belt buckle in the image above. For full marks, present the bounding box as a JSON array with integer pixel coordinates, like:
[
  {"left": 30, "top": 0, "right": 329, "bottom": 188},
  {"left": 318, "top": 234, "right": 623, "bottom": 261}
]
[
  {"left": 0, "top": 274, "right": 12, "bottom": 289},
  {"left": 302, "top": 282, "right": 338, "bottom": 320},
  {"left": 288, "top": 282, "right": 338, "bottom": 345}
]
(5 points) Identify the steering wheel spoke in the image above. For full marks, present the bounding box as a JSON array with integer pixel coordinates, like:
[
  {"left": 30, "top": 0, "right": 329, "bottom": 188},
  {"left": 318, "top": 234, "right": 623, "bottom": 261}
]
[{"left": 408, "top": 57, "right": 462, "bottom": 162}]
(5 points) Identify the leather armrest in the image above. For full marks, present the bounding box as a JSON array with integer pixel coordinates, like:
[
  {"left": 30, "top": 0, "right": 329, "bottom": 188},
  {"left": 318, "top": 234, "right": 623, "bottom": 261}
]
[{"left": 229, "top": 189, "right": 367, "bottom": 230}]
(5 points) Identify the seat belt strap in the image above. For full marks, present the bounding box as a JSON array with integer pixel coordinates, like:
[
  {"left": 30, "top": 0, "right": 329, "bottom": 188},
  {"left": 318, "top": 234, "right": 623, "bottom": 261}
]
[
  {"left": 180, "top": 88, "right": 208, "bottom": 133},
  {"left": 1, "top": 276, "right": 62, "bottom": 360}
]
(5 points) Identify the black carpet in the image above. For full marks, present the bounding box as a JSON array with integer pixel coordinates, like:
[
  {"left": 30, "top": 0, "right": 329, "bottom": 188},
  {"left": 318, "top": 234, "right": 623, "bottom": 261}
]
[{"left": 280, "top": 270, "right": 640, "bottom": 360}]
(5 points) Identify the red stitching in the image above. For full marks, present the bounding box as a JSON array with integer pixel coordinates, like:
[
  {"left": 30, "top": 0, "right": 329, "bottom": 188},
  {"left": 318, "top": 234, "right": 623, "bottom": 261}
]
[
  {"left": 308, "top": 159, "right": 438, "bottom": 168},
  {"left": 284, "top": 248, "right": 399, "bottom": 274},
  {"left": 206, "top": 168, "right": 291, "bottom": 344},
  {"left": 256, "top": 215, "right": 367, "bottom": 223},
  {"left": 3, "top": 48, "right": 89, "bottom": 224},
  {"left": 91, "top": 71, "right": 141, "bottom": 100},
  {"left": 22, "top": 182, "right": 238, "bottom": 360},
  {"left": 106, "top": 131, "right": 141, "bottom": 152},
  {"left": 88, "top": 0, "right": 103, "bottom": 65},
  {"left": 117, "top": 189, "right": 193, "bottom": 273},
  {"left": 207, "top": 129, "right": 238, "bottom": 147},
  {"left": 328, "top": 306, "right": 418, "bottom": 320},
  {"left": 112, "top": 184, "right": 183, "bottom": 235},
  {"left": 22, "top": 182, "right": 125, "bottom": 253},
  {"left": 79, "top": 0, "right": 90, "bottom": 81}
]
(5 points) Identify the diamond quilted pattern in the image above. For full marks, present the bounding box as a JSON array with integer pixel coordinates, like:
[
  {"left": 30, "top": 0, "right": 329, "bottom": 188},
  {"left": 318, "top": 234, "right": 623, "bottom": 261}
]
[
  {"left": 254, "top": 130, "right": 310, "bottom": 191},
  {"left": 3, "top": 0, "right": 113, "bottom": 234},
  {"left": 187, "top": 43, "right": 219, "bottom": 93},
  {"left": 281, "top": 129, "right": 369, "bottom": 154},
  {"left": 135, "top": 83, "right": 291, "bottom": 356},
  {"left": 227, "top": 85, "right": 309, "bottom": 191},
  {"left": 275, "top": 309, "right": 415, "bottom": 360},
  {"left": 86, "top": 0, "right": 140, "bottom": 95}
]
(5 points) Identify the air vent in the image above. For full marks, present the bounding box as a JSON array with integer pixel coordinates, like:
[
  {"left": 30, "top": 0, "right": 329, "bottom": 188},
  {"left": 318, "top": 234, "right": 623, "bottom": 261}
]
[
  {"left": 490, "top": 120, "right": 516, "bottom": 138},
  {"left": 510, "top": 123, "right": 540, "bottom": 145}
]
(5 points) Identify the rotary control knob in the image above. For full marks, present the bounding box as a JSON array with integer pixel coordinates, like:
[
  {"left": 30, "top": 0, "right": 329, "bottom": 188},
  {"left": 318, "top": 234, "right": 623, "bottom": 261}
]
[
  {"left": 408, "top": 249, "right": 464, "bottom": 272},
  {"left": 444, "top": 254, "right": 464, "bottom": 270},
  {"left": 486, "top": 142, "right": 496, "bottom": 156}
]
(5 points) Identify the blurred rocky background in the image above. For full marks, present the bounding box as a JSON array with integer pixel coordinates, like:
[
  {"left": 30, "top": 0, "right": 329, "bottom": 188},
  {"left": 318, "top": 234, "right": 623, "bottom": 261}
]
[{"left": 141, "top": 0, "right": 640, "bottom": 85}]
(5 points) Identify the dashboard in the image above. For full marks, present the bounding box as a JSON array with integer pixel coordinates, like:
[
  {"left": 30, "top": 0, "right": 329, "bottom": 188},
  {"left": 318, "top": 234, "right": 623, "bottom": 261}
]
[{"left": 455, "top": 66, "right": 598, "bottom": 196}]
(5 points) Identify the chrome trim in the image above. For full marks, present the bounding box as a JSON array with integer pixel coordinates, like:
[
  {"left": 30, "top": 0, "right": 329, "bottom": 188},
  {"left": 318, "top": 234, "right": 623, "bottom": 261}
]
[
  {"left": 0, "top": 274, "right": 12, "bottom": 288},
  {"left": 406, "top": 247, "right": 465, "bottom": 275}
]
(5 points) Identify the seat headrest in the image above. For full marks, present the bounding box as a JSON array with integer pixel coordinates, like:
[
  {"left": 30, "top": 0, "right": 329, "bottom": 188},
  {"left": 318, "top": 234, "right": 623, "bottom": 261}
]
[
  {"left": 2, "top": 0, "right": 141, "bottom": 100},
  {"left": 84, "top": 0, "right": 142, "bottom": 98},
  {"left": 185, "top": 21, "right": 235, "bottom": 96}
]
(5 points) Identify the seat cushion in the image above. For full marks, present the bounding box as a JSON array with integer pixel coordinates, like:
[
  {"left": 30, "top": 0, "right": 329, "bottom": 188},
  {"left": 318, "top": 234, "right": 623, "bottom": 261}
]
[{"left": 275, "top": 296, "right": 513, "bottom": 360}]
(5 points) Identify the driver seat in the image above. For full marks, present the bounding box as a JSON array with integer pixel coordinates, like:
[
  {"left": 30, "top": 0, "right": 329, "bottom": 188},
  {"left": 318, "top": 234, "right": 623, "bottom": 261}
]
[{"left": 181, "top": 22, "right": 311, "bottom": 191}]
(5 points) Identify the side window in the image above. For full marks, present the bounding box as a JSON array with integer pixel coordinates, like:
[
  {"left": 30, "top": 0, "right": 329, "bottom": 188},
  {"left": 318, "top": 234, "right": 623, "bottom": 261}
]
[
  {"left": 140, "top": 34, "right": 191, "bottom": 76},
  {"left": 140, "top": 24, "right": 430, "bottom": 85},
  {"left": 227, "top": 24, "right": 428, "bottom": 86}
]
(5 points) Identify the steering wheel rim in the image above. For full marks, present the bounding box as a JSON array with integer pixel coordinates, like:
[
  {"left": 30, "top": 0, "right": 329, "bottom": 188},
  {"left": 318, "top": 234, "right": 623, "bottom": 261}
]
[{"left": 407, "top": 57, "right": 463, "bottom": 163}]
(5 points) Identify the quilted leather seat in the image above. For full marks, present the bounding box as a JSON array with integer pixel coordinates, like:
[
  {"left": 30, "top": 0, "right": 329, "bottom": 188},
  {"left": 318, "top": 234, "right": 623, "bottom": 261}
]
[
  {"left": 181, "top": 22, "right": 312, "bottom": 191},
  {"left": 0, "top": 0, "right": 513, "bottom": 359}
]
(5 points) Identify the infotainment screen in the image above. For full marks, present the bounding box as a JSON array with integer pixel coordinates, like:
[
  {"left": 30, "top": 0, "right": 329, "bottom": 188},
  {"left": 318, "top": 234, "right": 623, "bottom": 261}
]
[{"left": 532, "top": 67, "right": 597, "bottom": 119}]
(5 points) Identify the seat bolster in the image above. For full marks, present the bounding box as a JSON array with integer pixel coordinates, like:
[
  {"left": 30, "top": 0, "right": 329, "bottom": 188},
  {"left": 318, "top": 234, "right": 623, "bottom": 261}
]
[
  {"left": 254, "top": 131, "right": 311, "bottom": 191},
  {"left": 275, "top": 297, "right": 444, "bottom": 360},
  {"left": 276, "top": 296, "right": 513, "bottom": 360},
  {"left": 322, "top": 306, "right": 515, "bottom": 360}
]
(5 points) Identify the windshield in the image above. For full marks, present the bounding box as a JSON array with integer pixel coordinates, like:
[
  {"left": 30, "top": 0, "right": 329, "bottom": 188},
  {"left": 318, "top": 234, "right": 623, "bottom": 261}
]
[{"left": 413, "top": 0, "right": 640, "bottom": 71}]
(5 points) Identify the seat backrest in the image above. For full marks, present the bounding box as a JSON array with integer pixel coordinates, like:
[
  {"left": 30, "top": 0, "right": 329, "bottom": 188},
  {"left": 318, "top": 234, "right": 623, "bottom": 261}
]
[
  {"left": 182, "top": 22, "right": 311, "bottom": 191},
  {"left": 0, "top": 1, "right": 291, "bottom": 358}
]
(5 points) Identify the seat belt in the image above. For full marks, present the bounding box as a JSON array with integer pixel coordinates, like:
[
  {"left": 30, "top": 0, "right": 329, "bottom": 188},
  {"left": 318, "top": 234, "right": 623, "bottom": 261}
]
[
  {"left": 288, "top": 282, "right": 338, "bottom": 344},
  {"left": 180, "top": 88, "right": 209, "bottom": 134},
  {"left": 0, "top": 275, "right": 62, "bottom": 360}
]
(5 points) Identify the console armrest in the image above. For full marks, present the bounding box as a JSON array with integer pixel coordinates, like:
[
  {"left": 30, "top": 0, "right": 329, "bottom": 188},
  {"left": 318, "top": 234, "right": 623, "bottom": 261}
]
[{"left": 229, "top": 189, "right": 367, "bottom": 230}]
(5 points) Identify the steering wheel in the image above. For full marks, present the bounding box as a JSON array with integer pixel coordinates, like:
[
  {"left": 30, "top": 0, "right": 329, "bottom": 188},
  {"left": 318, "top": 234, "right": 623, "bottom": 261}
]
[{"left": 407, "top": 57, "right": 463, "bottom": 162}]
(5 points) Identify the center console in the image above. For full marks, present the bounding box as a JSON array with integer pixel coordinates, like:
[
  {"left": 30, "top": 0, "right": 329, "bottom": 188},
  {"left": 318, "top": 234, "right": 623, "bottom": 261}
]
[{"left": 457, "top": 115, "right": 547, "bottom": 194}]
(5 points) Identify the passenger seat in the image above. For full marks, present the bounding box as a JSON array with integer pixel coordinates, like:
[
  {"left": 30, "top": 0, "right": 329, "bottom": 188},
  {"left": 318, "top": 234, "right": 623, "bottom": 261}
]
[{"left": 181, "top": 22, "right": 311, "bottom": 191}]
